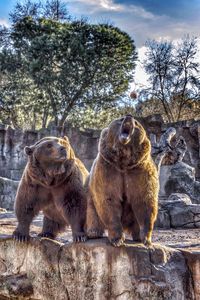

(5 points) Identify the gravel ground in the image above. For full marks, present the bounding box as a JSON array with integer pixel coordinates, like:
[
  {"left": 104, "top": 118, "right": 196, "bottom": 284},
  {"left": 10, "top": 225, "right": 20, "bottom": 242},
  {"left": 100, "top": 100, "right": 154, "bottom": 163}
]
[{"left": 0, "top": 210, "right": 200, "bottom": 249}]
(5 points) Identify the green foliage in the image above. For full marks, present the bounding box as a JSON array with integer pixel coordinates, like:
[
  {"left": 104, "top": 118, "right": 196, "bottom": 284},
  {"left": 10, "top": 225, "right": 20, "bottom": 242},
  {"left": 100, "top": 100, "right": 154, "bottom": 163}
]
[
  {"left": 0, "top": 0, "right": 137, "bottom": 129},
  {"left": 67, "top": 104, "right": 136, "bottom": 129}
]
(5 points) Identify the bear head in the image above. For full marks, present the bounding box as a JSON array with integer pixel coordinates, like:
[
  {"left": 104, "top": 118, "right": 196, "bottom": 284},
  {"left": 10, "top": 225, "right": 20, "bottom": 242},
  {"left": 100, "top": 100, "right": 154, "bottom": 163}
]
[
  {"left": 99, "top": 115, "right": 151, "bottom": 169},
  {"left": 25, "top": 136, "right": 75, "bottom": 163},
  {"left": 24, "top": 136, "right": 76, "bottom": 183}
]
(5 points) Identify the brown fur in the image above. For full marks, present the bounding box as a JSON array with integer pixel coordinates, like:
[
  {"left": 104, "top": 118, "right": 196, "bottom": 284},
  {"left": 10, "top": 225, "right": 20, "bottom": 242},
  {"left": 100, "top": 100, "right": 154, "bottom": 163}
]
[
  {"left": 13, "top": 136, "right": 89, "bottom": 242},
  {"left": 87, "top": 115, "right": 159, "bottom": 246}
]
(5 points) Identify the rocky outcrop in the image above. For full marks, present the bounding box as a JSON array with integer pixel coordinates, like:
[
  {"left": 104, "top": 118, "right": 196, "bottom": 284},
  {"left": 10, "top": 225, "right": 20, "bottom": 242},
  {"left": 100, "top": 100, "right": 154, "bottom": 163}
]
[
  {"left": 0, "top": 237, "right": 196, "bottom": 300},
  {"left": 182, "top": 249, "right": 200, "bottom": 299},
  {"left": 156, "top": 193, "right": 200, "bottom": 229},
  {"left": 164, "top": 162, "right": 200, "bottom": 203},
  {"left": 0, "top": 208, "right": 199, "bottom": 299},
  {"left": 0, "top": 116, "right": 199, "bottom": 299}
]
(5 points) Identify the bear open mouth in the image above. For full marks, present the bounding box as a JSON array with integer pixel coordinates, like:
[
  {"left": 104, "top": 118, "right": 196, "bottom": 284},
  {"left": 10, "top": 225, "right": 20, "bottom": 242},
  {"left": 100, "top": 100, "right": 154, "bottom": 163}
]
[{"left": 119, "top": 116, "right": 135, "bottom": 145}]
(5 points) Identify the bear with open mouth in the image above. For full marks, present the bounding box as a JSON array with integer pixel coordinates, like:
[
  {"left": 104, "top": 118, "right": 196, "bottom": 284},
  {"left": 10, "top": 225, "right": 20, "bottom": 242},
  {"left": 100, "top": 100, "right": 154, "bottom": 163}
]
[
  {"left": 87, "top": 115, "right": 159, "bottom": 246},
  {"left": 13, "top": 136, "right": 88, "bottom": 243}
]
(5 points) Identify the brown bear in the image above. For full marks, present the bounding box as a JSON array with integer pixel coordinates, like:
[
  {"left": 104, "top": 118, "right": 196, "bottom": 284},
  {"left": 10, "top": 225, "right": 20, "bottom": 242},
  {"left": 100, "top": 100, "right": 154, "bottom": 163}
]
[
  {"left": 87, "top": 115, "right": 159, "bottom": 246},
  {"left": 13, "top": 136, "right": 89, "bottom": 242}
]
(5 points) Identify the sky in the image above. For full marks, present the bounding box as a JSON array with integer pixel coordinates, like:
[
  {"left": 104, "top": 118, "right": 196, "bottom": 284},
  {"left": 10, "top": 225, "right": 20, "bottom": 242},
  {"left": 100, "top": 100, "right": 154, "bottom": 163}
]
[{"left": 0, "top": 0, "right": 200, "bottom": 89}]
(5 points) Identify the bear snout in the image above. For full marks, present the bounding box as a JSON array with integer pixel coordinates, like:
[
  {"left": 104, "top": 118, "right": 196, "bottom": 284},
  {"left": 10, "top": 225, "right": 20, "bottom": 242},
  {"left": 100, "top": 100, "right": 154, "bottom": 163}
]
[{"left": 59, "top": 146, "right": 67, "bottom": 157}]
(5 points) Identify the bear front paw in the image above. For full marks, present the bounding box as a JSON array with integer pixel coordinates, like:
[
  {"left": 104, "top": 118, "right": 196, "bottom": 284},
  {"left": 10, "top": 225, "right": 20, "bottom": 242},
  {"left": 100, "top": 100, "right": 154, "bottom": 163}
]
[
  {"left": 143, "top": 237, "right": 152, "bottom": 247},
  {"left": 13, "top": 230, "right": 30, "bottom": 242},
  {"left": 73, "top": 232, "right": 87, "bottom": 243},
  {"left": 110, "top": 233, "right": 125, "bottom": 247},
  {"left": 87, "top": 229, "right": 104, "bottom": 239}
]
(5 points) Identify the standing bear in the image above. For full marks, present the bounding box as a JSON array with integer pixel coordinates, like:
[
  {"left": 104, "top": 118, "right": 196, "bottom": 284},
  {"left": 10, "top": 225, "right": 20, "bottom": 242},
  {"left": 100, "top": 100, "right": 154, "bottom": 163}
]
[
  {"left": 13, "top": 136, "right": 88, "bottom": 242},
  {"left": 87, "top": 115, "right": 159, "bottom": 246}
]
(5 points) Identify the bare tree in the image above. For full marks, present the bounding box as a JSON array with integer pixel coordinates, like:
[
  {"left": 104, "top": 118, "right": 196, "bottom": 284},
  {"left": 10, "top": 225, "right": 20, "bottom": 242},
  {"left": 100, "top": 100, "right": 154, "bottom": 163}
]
[
  {"left": 10, "top": 0, "right": 69, "bottom": 23},
  {"left": 140, "top": 36, "right": 200, "bottom": 122},
  {"left": 43, "top": 0, "right": 69, "bottom": 20}
]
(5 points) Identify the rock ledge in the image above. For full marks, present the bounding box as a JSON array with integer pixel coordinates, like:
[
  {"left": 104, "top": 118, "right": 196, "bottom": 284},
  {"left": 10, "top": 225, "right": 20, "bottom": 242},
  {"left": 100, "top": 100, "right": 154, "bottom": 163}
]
[{"left": 0, "top": 236, "right": 199, "bottom": 299}]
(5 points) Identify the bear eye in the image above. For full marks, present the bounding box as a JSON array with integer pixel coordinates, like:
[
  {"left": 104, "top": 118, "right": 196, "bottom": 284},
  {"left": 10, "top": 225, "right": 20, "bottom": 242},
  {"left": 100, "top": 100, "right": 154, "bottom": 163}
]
[{"left": 47, "top": 143, "right": 52, "bottom": 148}]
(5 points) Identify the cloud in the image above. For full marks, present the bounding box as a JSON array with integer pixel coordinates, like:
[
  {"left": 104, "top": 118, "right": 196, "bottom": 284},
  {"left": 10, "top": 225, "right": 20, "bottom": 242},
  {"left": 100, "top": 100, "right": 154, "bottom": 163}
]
[
  {"left": 70, "top": 0, "right": 124, "bottom": 12},
  {"left": 123, "top": 0, "right": 200, "bottom": 21},
  {"left": 134, "top": 46, "right": 149, "bottom": 88},
  {"left": 128, "top": 4, "right": 155, "bottom": 20},
  {"left": 67, "top": 0, "right": 155, "bottom": 19},
  {"left": 66, "top": 0, "right": 200, "bottom": 48},
  {"left": 0, "top": 18, "right": 9, "bottom": 27}
]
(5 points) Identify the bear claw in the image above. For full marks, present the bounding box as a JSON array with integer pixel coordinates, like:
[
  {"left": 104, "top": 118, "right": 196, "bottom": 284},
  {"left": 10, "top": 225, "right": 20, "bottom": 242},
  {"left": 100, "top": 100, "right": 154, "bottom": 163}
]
[
  {"left": 73, "top": 233, "right": 87, "bottom": 243},
  {"left": 13, "top": 231, "right": 30, "bottom": 242}
]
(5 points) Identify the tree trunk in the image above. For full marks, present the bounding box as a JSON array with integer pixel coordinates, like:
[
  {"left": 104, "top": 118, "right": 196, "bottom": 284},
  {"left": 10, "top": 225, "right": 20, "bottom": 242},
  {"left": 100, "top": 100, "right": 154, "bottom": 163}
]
[{"left": 42, "top": 108, "right": 49, "bottom": 129}]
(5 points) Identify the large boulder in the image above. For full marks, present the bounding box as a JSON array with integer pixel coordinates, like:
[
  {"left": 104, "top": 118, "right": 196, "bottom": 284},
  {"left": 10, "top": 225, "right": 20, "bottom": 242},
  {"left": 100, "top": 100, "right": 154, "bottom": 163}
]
[
  {"left": 156, "top": 193, "right": 200, "bottom": 229},
  {"left": 164, "top": 162, "right": 200, "bottom": 203}
]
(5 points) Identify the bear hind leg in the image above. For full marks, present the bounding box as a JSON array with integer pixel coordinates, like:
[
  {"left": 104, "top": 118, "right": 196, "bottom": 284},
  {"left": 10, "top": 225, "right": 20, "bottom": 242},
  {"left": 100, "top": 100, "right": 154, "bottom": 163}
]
[
  {"left": 136, "top": 208, "right": 156, "bottom": 246},
  {"left": 130, "top": 219, "right": 141, "bottom": 242},
  {"left": 87, "top": 196, "right": 104, "bottom": 239},
  {"left": 38, "top": 216, "right": 65, "bottom": 239}
]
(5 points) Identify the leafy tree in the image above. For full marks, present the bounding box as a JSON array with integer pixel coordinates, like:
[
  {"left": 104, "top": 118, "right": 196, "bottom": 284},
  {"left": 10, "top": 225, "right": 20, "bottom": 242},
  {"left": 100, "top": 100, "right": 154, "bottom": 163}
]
[
  {"left": 11, "top": 17, "right": 137, "bottom": 126},
  {"left": 139, "top": 36, "right": 200, "bottom": 122},
  {"left": 0, "top": 46, "right": 51, "bottom": 129},
  {"left": 135, "top": 97, "right": 164, "bottom": 119},
  {"left": 0, "top": 0, "right": 137, "bottom": 128},
  {"left": 66, "top": 99, "right": 136, "bottom": 129}
]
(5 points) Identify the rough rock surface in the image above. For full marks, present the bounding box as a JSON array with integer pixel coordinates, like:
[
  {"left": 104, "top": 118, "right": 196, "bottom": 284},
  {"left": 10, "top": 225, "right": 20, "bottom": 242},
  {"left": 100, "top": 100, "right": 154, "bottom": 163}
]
[
  {"left": 164, "top": 162, "right": 200, "bottom": 203},
  {"left": 0, "top": 124, "right": 100, "bottom": 180},
  {"left": 0, "top": 210, "right": 199, "bottom": 299},
  {"left": 0, "top": 177, "right": 19, "bottom": 210},
  {"left": 0, "top": 237, "right": 195, "bottom": 300},
  {"left": 182, "top": 249, "right": 200, "bottom": 299},
  {"left": 156, "top": 193, "right": 200, "bottom": 229}
]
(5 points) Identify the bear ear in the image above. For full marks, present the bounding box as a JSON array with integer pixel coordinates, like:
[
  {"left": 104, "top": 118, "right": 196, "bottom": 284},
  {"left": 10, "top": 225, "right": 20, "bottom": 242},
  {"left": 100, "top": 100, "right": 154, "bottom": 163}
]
[
  {"left": 63, "top": 136, "right": 69, "bottom": 143},
  {"left": 24, "top": 146, "right": 34, "bottom": 156},
  {"left": 69, "top": 146, "right": 75, "bottom": 159},
  {"left": 61, "top": 136, "right": 75, "bottom": 159}
]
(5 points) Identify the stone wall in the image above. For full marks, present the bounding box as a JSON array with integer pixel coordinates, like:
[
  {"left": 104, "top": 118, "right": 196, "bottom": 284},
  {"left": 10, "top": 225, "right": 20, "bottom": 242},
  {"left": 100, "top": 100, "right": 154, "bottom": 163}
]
[
  {"left": 0, "top": 115, "right": 200, "bottom": 181},
  {"left": 0, "top": 115, "right": 199, "bottom": 208},
  {"left": 0, "top": 124, "right": 100, "bottom": 180},
  {"left": 140, "top": 115, "right": 200, "bottom": 179}
]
